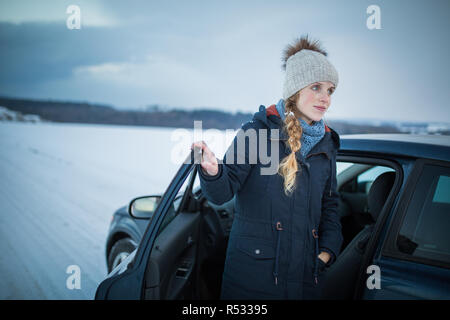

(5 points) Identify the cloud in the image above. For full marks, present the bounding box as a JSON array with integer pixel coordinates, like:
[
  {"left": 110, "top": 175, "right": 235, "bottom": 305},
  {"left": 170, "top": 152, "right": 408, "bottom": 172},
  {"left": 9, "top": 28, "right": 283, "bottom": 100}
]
[
  {"left": 72, "top": 55, "right": 219, "bottom": 105},
  {"left": 0, "top": 21, "right": 146, "bottom": 84}
]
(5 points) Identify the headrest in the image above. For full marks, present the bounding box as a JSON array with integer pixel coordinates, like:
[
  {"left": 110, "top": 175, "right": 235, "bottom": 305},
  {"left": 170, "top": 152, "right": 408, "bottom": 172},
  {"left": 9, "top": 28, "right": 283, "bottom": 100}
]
[{"left": 367, "top": 171, "right": 396, "bottom": 222}]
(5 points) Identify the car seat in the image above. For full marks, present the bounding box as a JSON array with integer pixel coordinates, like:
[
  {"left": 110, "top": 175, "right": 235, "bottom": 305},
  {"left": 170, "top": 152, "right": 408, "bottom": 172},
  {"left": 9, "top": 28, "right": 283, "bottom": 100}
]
[{"left": 320, "top": 171, "right": 396, "bottom": 299}]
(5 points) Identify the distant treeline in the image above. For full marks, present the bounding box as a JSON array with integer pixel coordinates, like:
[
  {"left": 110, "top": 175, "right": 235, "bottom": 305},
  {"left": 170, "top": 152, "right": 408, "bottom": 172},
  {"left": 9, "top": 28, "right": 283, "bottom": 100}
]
[{"left": 0, "top": 96, "right": 401, "bottom": 134}]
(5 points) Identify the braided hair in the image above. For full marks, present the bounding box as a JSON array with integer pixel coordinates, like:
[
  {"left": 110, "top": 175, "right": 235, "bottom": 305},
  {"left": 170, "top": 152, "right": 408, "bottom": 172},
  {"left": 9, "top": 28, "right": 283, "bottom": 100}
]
[{"left": 278, "top": 35, "right": 328, "bottom": 195}]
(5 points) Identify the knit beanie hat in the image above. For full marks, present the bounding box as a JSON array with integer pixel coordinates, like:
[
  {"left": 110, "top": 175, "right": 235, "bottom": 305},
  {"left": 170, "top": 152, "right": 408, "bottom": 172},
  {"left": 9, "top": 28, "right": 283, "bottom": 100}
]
[{"left": 282, "top": 38, "right": 339, "bottom": 100}]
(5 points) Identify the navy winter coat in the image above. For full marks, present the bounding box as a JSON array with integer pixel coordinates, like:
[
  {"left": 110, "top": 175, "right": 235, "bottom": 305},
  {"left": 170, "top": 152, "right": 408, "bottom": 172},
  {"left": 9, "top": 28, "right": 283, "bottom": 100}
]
[{"left": 198, "top": 104, "right": 343, "bottom": 299}]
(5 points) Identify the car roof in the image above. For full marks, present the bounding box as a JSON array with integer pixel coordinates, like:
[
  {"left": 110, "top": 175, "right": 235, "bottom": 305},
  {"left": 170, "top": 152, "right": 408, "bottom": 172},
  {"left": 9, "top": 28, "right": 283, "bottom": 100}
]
[{"left": 339, "top": 134, "right": 450, "bottom": 162}]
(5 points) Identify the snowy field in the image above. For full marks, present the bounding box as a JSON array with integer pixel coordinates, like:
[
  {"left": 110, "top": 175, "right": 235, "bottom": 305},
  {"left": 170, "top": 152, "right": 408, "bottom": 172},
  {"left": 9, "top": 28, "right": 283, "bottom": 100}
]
[{"left": 0, "top": 121, "right": 232, "bottom": 299}]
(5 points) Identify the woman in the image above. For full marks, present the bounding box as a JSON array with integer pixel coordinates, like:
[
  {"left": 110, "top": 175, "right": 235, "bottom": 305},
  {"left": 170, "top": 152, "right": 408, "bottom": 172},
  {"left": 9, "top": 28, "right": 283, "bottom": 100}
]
[{"left": 191, "top": 35, "right": 343, "bottom": 299}]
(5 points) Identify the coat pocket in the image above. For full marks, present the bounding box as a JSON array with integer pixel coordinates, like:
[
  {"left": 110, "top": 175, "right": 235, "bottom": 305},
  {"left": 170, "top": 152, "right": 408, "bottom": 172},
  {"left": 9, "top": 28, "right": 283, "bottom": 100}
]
[
  {"left": 224, "top": 237, "right": 278, "bottom": 294},
  {"left": 236, "top": 237, "right": 275, "bottom": 260}
]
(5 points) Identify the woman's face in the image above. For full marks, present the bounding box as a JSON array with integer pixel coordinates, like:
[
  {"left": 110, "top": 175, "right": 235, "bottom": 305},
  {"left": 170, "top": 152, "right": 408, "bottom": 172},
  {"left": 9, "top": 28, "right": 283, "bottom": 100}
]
[{"left": 295, "top": 81, "right": 335, "bottom": 125}]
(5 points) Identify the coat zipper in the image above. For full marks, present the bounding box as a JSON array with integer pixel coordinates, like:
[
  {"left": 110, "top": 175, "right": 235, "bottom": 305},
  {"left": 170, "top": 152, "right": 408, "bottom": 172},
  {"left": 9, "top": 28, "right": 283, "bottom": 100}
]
[
  {"left": 312, "top": 228, "right": 319, "bottom": 285},
  {"left": 273, "top": 221, "right": 283, "bottom": 285},
  {"left": 303, "top": 154, "right": 322, "bottom": 285},
  {"left": 300, "top": 160, "right": 316, "bottom": 285}
]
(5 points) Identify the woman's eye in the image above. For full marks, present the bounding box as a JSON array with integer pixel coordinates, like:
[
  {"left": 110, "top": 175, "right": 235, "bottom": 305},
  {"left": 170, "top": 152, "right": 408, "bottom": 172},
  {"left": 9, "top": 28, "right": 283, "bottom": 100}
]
[
  {"left": 312, "top": 85, "right": 319, "bottom": 91},
  {"left": 328, "top": 89, "right": 334, "bottom": 95}
]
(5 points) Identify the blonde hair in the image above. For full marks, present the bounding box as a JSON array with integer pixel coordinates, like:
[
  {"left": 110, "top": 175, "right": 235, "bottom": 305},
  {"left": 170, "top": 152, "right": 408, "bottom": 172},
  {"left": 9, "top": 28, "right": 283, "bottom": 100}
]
[{"left": 278, "top": 92, "right": 303, "bottom": 196}]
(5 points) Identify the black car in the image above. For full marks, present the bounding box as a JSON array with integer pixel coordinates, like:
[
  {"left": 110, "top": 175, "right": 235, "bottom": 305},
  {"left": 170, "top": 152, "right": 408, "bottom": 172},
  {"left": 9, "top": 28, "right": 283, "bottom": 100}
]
[{"left": 98, "top": 134, "right": 450, "bottom": 300}]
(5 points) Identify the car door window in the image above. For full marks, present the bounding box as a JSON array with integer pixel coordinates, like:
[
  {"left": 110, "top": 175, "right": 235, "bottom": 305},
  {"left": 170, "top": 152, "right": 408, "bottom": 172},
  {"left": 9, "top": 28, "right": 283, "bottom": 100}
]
[
  {"left": 396, "top": 164, "right": 450, "bottom": 265},
  {"left": 158, "top": 170, "right": 199, "bottom": 233}
]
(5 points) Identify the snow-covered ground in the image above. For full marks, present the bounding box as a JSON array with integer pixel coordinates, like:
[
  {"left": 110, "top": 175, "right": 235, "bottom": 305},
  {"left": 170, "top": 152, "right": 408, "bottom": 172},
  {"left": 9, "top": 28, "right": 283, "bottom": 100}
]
[{"left": 0, "top": 121, "right": 231, "bottom": 299}]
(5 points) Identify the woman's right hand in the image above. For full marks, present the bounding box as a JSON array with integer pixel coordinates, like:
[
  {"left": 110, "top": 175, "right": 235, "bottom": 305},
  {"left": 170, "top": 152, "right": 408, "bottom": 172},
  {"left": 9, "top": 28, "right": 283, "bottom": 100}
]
[{"left": 190, "top": 141, "right": 219, "bottom": 176}]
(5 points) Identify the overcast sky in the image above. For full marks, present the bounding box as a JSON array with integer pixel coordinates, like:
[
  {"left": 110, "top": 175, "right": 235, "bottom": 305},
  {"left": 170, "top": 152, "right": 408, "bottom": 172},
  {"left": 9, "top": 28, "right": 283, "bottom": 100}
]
[{"left": 0, "top": 0, "right": 449, "bottom": 123}]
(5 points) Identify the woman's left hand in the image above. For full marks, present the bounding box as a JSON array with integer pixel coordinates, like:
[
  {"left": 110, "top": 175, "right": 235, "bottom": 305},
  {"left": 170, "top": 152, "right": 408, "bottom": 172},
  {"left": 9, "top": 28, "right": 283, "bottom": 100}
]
[{"left": 318, "top": 251, "right": 331, "bottom": 264}]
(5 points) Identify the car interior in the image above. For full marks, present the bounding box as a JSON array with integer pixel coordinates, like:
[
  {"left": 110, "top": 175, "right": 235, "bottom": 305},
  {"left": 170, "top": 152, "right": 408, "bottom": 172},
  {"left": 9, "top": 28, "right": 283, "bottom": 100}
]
[{"left": 141, "top": 161, "right": 397, "bottom": 300}]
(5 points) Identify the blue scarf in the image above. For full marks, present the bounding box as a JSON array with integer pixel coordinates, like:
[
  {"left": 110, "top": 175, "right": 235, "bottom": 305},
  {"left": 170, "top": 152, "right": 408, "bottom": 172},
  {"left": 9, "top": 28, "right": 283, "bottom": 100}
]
[{"left": 275, "top": 99, "right": 325, "bottom": 157}]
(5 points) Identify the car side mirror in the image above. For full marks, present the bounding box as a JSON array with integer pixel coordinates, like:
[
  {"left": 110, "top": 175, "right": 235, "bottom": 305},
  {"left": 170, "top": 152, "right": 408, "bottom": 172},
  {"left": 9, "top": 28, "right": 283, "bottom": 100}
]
[{"left": 129, "top": 196, "right": 161, "bottom": 219}]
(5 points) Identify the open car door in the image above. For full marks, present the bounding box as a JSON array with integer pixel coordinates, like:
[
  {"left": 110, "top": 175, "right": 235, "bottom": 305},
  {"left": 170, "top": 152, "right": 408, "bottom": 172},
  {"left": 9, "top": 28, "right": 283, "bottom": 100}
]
[{"left": 95, "top": 151, "right": 201, "bottom": 299}]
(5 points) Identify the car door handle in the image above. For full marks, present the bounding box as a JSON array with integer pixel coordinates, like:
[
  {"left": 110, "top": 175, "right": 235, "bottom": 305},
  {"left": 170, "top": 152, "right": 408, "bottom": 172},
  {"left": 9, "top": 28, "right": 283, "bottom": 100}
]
[{"left": 176, "top": 260, "right": 192, "bottom": 279}]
